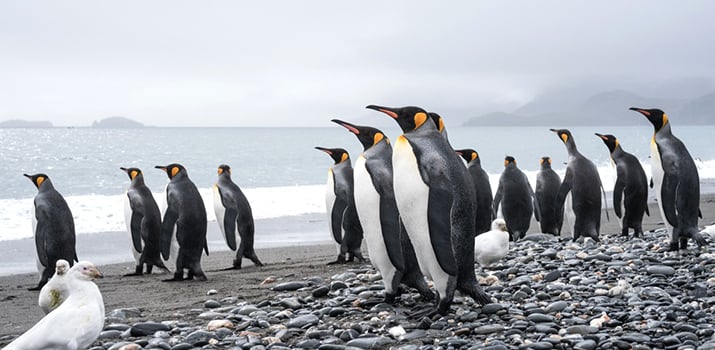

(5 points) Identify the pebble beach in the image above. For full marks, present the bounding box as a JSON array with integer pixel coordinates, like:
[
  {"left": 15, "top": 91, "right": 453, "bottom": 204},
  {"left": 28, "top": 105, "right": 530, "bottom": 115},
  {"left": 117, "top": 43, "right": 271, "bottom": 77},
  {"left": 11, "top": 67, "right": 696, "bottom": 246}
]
[{"left": 1, "top": 197, "right": 715, "bottom": 349}]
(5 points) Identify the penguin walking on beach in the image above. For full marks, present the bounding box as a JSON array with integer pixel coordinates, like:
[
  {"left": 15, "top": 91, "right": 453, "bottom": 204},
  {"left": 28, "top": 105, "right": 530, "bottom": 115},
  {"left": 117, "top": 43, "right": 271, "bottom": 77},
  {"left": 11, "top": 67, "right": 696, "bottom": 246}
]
[
  {"left": 595, "top": 133, "right": 650, "bottom": 239},
  {"left": 493, "top": 156, "right": 541, "bottom": 241},
  {"left": 535, "top": 157, "right": 564, "bottom": 235},
  {"left": 315, "top": 147, "right": 365, "bottom": 264},
  {"left": 156, "top": 163, "right": 209, "bottom": 281},
  {"left": 630, "top": 108, "right": 706, "bottom": 251},
  {"left": 213, "top": 164, "right": 263, "bottom": 269},
  {"left": 24, "top": 173, "right": 78, "bottom": 290},
  {"left": 551, "top": 129, "right": 607, "bottom": 242},
  {"left": 367, "top": 104, "right": 491, "bottom": 316},
  {"left": 332, "top": 119, "right": 433, "bottom": 303},
  {"left": 455, "top": 149, "right": 494, "bottom": 235},
  {"left": 120, "top": 167, "right": 170, "bottom": 276}
]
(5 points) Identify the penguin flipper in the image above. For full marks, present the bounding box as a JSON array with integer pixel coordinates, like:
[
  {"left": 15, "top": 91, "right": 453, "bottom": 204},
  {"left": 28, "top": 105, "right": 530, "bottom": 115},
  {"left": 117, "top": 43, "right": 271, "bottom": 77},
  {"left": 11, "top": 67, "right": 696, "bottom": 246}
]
[
  {"left": 379, "top": 195, "right": 405, "bottom": 271},
  {"left": 492, "top": 183, "right": 503, "bottom": 219},
  {"left": 699, "top": 208, "right": 703, "bottom": 219},
  {"left": 660, "top": 174, "right": 680, "bottom": 227},
  {"left": 130, "top": 211, "right": 144, "bottom": 253},
  {"left": 613, "top": 179, "right": 625, "bottom": 219},
  {"left": 222, "top": 208, "right": 238, "bottom": 251},
  {"left": 330, "top": 198, "right": 348, "bottom": 244},
  {"left": 428, "top": 186, "right": 458, "bottom": 276},
  {"left": 555, "top": 175, "right": 573, "bottom": 216},
  {"left": 34, "top": 223, "right": 49, "bottom": 269},
  {"left": 528, "top": 183, "right": 541, "bottom": 222},
  {"left": 160, "top": 207, "right": 179, "bottom": 260}
]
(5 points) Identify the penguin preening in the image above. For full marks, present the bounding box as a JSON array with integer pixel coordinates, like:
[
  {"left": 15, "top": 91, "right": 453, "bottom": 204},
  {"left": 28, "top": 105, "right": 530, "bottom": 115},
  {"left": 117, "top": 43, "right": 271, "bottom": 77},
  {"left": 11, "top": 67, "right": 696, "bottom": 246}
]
[
  {"left": 24, "top": 173, "right": 78, "bottom": 290},
  {"left": 156, "top": 163, "right": 209, "bottom": 281},
  {"left": 315, "top": 147, "right": 365, "bottom": 264},
  {"left": 535, "top": 157, "right": 564, "bottom": 235},
  {"left": 331, "top": 119, "right": 433, "bottom": 303},
  {"left": 213, "top": 164, "right": 264, "bottom": 269},
  {"left": 493, "top": 156, "right": 541, "bottom": 241},
  {"left": 120, "top": 167, "right": 169, "bottom": 276},
  {"left": 550, "top": 129, "right": 608, "bottom": 242},
  {"left": 455, "top": 149, "right": 494, "bottom": 235},
  {"left": 367, "top": 104, "right": 491, "bottom": 316},
  {"left": 595, "top": 133, "right": 650, "bottom": 239},
  {"left": 630, "top": 108, "right": 706, "bottom": 251}
]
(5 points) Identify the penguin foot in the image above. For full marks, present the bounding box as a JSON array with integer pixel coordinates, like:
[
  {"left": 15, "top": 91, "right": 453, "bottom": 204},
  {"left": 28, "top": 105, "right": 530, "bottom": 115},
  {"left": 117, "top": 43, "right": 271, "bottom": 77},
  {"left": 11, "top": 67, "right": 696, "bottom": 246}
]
[
  {"left": 407, "top": 305, "right": 438, "bottom": 320},
  {"left": 162, "top": 277, "right": 184, "bottom": 282},
  {"left": 27, "top": 285, "right": 42, "bottom": 291},
  {"left": 123, "top": 272, "right": 144, "bottom": 277},
  {"left": 219, "top": 265, "right": 241, "bottom": 271}
]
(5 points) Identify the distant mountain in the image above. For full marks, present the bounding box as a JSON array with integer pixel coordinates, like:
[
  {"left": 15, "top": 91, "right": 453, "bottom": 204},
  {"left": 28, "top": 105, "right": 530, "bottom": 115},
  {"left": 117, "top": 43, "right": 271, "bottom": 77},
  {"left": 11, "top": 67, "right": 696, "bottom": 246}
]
[
  {"left": 465, "top": 89, "right": 715, "bottom": 126},
  {"left": 0, "top": 119, "right": 53, "bottom": 128},
  {"left": 91, "top": 116, "right": 144, "bottom": 128}
]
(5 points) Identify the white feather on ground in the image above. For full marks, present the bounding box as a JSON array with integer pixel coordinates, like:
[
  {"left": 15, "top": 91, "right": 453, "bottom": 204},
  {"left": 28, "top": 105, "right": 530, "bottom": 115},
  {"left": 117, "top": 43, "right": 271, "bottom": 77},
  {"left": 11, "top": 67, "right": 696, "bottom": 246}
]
[
  {"left": 474, "top": 219, "right": 510, "bottom": 267},
  {"left": 38, "top": 259, "right": 71, "bottom": 314},
  {"left": 4, "top": 261, "right": 105, "bottom": 350}
]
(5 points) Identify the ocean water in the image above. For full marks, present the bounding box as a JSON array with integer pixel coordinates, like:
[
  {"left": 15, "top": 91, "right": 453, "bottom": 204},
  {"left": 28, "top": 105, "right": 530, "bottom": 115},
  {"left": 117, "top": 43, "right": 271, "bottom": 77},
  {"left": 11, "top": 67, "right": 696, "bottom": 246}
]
[{"left": 1, "top": 125, "right": 715, "bottom": 243}]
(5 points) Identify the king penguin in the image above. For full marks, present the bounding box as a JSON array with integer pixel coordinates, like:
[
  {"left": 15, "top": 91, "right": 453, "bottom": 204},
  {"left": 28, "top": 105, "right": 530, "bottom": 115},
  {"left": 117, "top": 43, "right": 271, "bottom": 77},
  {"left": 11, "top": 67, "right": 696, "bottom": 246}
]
[
  {"left": 213, "top": 164, "right": 264, "bottom": 269},
  {"left": 492, "top": 156, "right": 541, "bottom": 241},
  {"left": 550, "top": 129, "right": 606, "bottom": 242},
  {"left": 332, "top": 119, "right": 433, "bottom": 303},
  {"left": 455, "top": 149, "right": 494, "bottom": 235},
  {"left": 156, "top": 163, "right": 209, "bottom": 281},
  {"left": 630, "top": 108, "right": 706, "bottom": 250},
  {"left": 367, "top": 104, "right": 491, "bottom": 316},
  {"left": 120, "top": 167, "right": 169, "bottom": 276},
  {"left": 535, "top": 157, "right": 564, "bottom": 235},
  {"left": 24, "top": 173, "right": 78, "bottom": 290},
  {"left": 314, "top": 147, "right": 365, "bottom": 264},
  {"left": 595, "top": 133, "right": 650, "bottom": 239}
]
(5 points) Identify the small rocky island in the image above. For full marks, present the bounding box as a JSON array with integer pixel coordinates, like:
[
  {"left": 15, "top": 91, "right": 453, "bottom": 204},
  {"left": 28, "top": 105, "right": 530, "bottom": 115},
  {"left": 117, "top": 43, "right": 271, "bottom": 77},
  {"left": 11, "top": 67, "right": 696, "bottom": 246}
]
[{"left": 91, "top": 116, "right": 145, "bottom": 128}]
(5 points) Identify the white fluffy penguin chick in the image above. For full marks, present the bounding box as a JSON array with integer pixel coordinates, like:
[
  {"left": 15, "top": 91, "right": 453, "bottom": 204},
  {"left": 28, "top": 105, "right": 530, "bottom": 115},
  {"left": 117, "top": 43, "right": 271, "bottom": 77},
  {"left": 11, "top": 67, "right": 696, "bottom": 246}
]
[
  {"left": 5, "top": 261, "right": 105, "bottom": 350},
  {"left": 38, "top": 259, "right": 71, "bottom": 314},
  {"left": 474, "top": 218, "right": 510, "bottom": 267}
]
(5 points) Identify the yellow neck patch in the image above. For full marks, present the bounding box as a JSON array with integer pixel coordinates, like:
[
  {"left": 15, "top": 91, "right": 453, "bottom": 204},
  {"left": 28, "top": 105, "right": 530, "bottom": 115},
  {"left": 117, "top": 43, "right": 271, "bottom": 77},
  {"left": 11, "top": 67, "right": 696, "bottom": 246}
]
[
  {"left": 171, "top": 167, "right": 180, "bottom": 178},
  {"left": 662, "top": 114, "right": 669, "bottom": 129},
  {"left": 438, "top": 118, "right": 445, "bottom": 132},
  {"left": 340, "top": 153, "right": 348, "bottom": 163},
  {"left": 615, "top": 140, "right": 620, "bottom": 149},
  {"left": 414, "top": 112, "right": 427, "bottom": 130},
  {"left": 560, "top": 134, "right": 569, "bottom": 143},
  {"left": 373, "top": 133, "right": 384, "bottom": 145},
  {"left": 471, "top": 152, "right": 477, "bottom": 162},
  {"left": 130, "top": 170, "right": 139, "bottom": 180}
]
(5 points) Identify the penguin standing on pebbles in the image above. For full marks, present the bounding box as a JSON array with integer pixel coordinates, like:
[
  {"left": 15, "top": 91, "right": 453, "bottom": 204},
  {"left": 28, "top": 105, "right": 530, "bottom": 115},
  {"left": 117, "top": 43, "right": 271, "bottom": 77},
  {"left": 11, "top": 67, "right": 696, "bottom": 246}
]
[
  {"left": 535, "top": 157, "right": 563, "bottom": 236},
  {"left": 367, "top": 104, "right": 491, "bottom": 316},
  {"left": 595, "top": 133, "right": 650, "bottom": 239},
  {"left": 315, "top": 147, "right": 365, "bottom": 264},
  {"left": 630, "top": 108, "right": 706, "bottom": 251},
  {"left": 455, "top": 149, "right": 494, "bottom": 235},
  {"left": 493, "top": 156, "right": 540, "bottom": 241}
]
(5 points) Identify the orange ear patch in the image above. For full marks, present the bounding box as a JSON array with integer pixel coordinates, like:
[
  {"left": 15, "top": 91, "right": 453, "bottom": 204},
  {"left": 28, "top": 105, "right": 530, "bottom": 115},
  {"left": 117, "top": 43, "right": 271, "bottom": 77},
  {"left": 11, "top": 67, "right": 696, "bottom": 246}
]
[
  {"left": 130, "top": 170, "right": 139, "bottom": 180},
  {"left": 217, "top": 168, "right": 224, "bottom": 175},
  {"left": 340, "top": 153, "right": 348, "bottom": 163},
  {"left": 171, "top": 167, "right": 180, "bottom": 177},
  {"left": 36, "top": 176, "right": 45, "bottom": 188},
  {"left": 560, "top": 133, "right": 569, "bottom": 143},
  {"left": 373, "top": 133, "right": 384, "bottom": 145},
  {"left": 414, "top": 112, "right": 428, "bottom": 129}
]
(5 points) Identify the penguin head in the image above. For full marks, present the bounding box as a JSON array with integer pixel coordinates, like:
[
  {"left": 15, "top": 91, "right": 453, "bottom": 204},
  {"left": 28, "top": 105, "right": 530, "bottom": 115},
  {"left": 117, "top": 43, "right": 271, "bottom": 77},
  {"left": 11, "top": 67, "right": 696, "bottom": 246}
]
[
  {"left": 120, "top": 167, "right": 143, "bottom": 181},
  {"left": 539, "top": 157, "right": 552, "bottom": 169},
  {"left": 629, "top": 107, "right": 668, "bottom": 131},
  {"left": 217, "top": 164, "right": 232, "bottom": 177},
  {"left": 595, "top": 133, "right": 620, "bottom": 153},
  {"left": 455, "top": 149, "right": 480, "bottom": 165},
  {"left": 155, "top": 163, "right": 186, "bottom": 179},
  {"left": 428, "top": 112, "right": 446, "bottom": 133},
  {"left": 331, "top": 119, "right": 387, "bottom": 151},
  {"left": 504, "top": 156, "right": 517, "bottom": 168},
  {"left": 366, "top": 105, "right": 431, "bottom": 133},
  {"left": 550, "top": 128, "right": 576, "bottom": 147},
  {"left": 23, "top": 173, "right": 50, "bottom": 190},
  {"left": 315, "top": 147, "right": 349, "bottom": 164}
]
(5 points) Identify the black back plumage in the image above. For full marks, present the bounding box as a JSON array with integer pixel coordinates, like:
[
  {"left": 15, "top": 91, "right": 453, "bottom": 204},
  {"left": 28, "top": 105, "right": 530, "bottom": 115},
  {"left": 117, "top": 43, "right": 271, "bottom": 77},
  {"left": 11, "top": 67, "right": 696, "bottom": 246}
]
[
  {"left": 455, "top": 149, "right": 494, "bottom": 235},
  {"left": 535, "top": 157, "right": 563, "bottom": 235},
  {"left": 493, "top": 156, "right": 540, "bottom": 241}
]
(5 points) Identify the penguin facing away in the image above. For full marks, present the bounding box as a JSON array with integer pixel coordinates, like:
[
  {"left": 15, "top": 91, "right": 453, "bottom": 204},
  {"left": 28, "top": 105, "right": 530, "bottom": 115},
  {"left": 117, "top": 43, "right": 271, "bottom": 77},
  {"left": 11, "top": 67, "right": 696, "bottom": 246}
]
[
  {"left": 630, "top": 108, "right": 706, "bottom": 250},
  {"left": 455, "top": 149, "right": 494, "bottom": 235},
  {"left": 535, "top": 156, "right": 564, "bottom": 235},
  {"left": 492, "top": 156, "right": 541, "bottom": 241},
  {"left": 213, "top": 164, "right": 264, "bottom": 269},
  {"left": 595, "top": 133, "right": 650, "bottom": 239},
  {"left": 332, "top": 119, "right": 433, "bottom": 303},
  {"left": 314, "top": 147, "right": 365, "bottom": 264},
  {"left": 24, "top": 173, "right": 78, "bottom": 290},
  {"left": 550, "top": 129, "right": 606, "bottom": 242},
  {"left": 367, "top": 104, "right": 491, "bottom": 316},
  {"left": 156, "top": 163, "right": 209, "bottom": 281},
  {"left": 120, "top": 167, "right": 170, "bottom": 276}
]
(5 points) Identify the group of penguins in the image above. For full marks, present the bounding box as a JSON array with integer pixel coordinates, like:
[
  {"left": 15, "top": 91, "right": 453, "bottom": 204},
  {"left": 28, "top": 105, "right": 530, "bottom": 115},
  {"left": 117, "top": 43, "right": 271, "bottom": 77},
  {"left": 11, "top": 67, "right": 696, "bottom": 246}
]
[
  {"left": 23, "top": 163, "right": 265, "bottom": 292},
  {"left": 4, "top": 104, "right": 707, "bottom": 349},
  {"left": 316, "top": 105, "right": 707, "bottom": 317}
]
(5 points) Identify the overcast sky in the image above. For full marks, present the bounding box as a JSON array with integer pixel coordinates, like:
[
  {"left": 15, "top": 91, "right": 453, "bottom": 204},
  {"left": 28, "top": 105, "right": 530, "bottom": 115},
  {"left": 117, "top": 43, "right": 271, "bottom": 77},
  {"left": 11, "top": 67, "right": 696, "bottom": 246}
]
[{"left": 1, "top": 1, "right": 714, "bottom": 127}]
